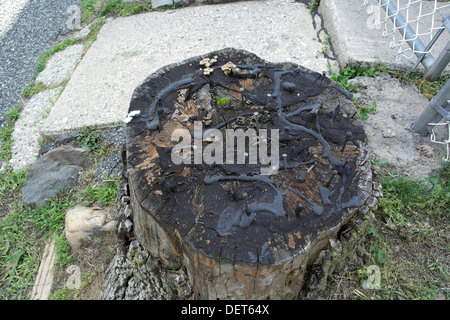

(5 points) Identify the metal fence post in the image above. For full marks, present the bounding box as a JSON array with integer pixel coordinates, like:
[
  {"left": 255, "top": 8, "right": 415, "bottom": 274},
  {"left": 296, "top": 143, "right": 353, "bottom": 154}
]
[
  {"left": 424, "top": 15, "right": 450, "bottom": 82},
  {"left": 380, "top": 0, "right": 436, "bottom": 70},
  {"left": 411, "top": 79, "right": 450, "bottom": 134}
]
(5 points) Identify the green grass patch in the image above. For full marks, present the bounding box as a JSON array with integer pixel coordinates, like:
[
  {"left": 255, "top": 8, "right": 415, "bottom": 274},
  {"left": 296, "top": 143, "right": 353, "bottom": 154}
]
[
  {"left": 0, "top": 106, "right": 22, "bottom": 163},
  {"left": 35, "top": 38, "right": 80, "bottom": 76},
  {"left": 79, "top": 177, "right": 120, "bottom": 206},
  {"left": 216, "top": 97, "right": 230, "bottom": 106},
  {"left": 308, "top": 0, "right": 319, "bottom": 14},
  {"left": 380, "top": 167, "right": 449, "bottom": 222},
  {"left": 392, "top": 70, "right": 448, "bottom": 99},
  {"left": 309, "top": 162, "right": 449, "bottom": 300},
  {"left": 81, "top": 0, "right": 186, "bottom": 22},
  {"left": 0, "top": 188, "right": 77, "bottom": 299},
  {"left": 358, "top": 100, "right": 377, "bottom": 120},
  {"left": 22, "top": 82, "right": 48, "bottom": 99},
  {"left": 329, "top": 62, "right": 447, "bottom": 100},
  {"left": 328, "top": 63, "right": 387, "bottom": 92}
]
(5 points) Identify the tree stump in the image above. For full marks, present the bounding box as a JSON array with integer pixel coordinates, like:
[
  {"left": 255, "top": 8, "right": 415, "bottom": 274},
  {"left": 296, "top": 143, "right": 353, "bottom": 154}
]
[{"left": 125, "top": 48, "right": 373, "bottom": 299}]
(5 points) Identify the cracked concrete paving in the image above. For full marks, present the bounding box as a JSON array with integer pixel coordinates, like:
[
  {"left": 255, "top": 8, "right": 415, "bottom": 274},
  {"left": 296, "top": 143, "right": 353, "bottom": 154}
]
[{"left": 41, "top": 0, "right": 331, "bottom": 138}]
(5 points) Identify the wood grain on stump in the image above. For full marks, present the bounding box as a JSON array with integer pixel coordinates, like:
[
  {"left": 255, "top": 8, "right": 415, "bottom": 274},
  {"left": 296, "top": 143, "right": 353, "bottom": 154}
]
[{"left": 125, "top": 48, "right": 373, "bottom": 299}]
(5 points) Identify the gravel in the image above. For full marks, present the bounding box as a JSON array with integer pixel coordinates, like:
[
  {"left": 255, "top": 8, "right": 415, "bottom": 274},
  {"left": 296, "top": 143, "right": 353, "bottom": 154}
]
[{"left": 0, "top": 0, "right": 81, "bottom": 124}]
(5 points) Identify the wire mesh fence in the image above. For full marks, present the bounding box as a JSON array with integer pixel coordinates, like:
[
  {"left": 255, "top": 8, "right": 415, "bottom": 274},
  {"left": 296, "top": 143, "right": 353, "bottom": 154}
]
[
  {"left": 364, "top": 0, "right": 449, "bottom": 161},
  {"left": 364, "top": 0, "right": 450, "bottom": 62}
]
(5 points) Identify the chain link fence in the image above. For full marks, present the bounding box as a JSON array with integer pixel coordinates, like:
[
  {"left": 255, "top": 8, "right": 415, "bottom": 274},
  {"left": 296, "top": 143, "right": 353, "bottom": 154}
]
[
  {"left": 364, "top": 0, "right": 449, "bottom": 62},
  {"left": 364, "top": 0, "right": 449, "bottom": 161}
]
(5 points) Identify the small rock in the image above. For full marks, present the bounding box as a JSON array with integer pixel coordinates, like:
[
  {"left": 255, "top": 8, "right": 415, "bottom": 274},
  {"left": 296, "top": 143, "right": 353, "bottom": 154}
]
[
  {"left": 22, "top": 160, "right": 79, "bottom": 209},
  {"left": 65, "top": 205, "right": 115, "bottom": 250},
  {"left": 382, "top": 128, "right": 396, "bottom": 138},
  {"left": 22, "top": 145, "right": 94, "bottom": 209},
  {"left": 45, "top": 145, "right": 94, "bottom": 169},
  {"left": 118, "top": 219, "right": 133, "bottom": 235},
  {"left": 151, "top": 0, "right": 174, "bottom": 9},
  {"left": 71, "top": 24, "right": 91, "bottom": 39}
]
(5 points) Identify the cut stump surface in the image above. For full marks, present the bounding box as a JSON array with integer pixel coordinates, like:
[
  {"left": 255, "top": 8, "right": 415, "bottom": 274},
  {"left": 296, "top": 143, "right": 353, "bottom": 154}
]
[{"left": 126, "top": 48, "right": 373, "bottom": 299}]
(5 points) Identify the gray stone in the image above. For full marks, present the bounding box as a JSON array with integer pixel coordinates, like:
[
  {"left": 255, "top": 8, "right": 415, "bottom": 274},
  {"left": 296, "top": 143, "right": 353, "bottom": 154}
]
[
  {"left": 70, "top": 24, "right": 92, "bottom": 40},
  {"left": 22, "top": 159, "right": 79, "bottom": 209},
  {"left": 22, "top": 145, "right": 94, "bottom": 209},
  {"left": 152, "top": 0, "right": 173, "bottom": 8},
  {"left": 102, "top": 126, "right": 126, "bottom": 151},
  {"left": 44, "top": 145, "right": 94, "bottom": 169}
]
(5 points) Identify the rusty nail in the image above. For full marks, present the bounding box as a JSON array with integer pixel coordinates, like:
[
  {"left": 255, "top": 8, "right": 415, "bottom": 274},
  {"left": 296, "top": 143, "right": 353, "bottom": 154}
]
[
  {"left": 254, "top": 112, "right": 260, "bottom": 133},
  {"left": 243, "top": 192, "right": 250, "bottom": 216},
  {"left": 282, "top": 154, "right": 288, "bottom": 169}
]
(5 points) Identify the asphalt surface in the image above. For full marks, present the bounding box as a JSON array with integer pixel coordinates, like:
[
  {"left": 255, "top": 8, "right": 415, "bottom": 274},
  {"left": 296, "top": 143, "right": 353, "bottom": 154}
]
[{"left": 0, "top": 0, "right": 81, "bottom": 124}]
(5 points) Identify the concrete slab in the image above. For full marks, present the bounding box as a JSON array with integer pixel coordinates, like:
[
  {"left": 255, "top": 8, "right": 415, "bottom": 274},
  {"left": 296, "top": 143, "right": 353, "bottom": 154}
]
[
  {"left": 41, "top": 0, "right": 329, "bottom": 138},
  {"left": 320, "top": 0, "right": 450, "bottom": 70}
]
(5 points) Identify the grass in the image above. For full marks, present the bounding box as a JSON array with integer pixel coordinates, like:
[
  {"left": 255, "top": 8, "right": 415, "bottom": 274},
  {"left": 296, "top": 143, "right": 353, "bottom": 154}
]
[
  {"left": 0, "top": 106, "right": 119, "bottom": 299},
  {"left": 35, "top": 38, "right": 80, "bottom": 76},
  {"left": 328, "top": 62, "right": 387, "bottom": 92},
  {"left": 0, "top": 189, "right": 75, "bottom": 299},
  {"left": 358, "top": 100, "right": 377, "bottom": 120},
  {"left": 81, "top": 0, "right": 186, "bottom": 22},
  {"left": 0, "top": 166, "right": 120, "bottom": 299},
  {"left": 315, "top": 163, "right": 450, "bottom": 300},
  {"left": 391, "top": 70, "right": 448, "bottom": 99},
  {"left": 76, "top": 126, "right": 110, "bottom": 161},
  {"left": 328, "top": 62, "right": 448, "bottom": 100},
  {"left": 79, "top": 176, "right": 120, "bottom": 207},
  {"left": 308, "top": 0, "right": 320, "bottom": 14},
  {"left": 216, "top": 97, "right": 230, "bottom": 106},
  {"left": 0, "top": 106, "right": 22, "bottom": 163}
]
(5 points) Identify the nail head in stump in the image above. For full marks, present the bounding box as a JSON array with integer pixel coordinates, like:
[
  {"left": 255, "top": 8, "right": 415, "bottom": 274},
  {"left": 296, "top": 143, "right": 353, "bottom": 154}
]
[{"left": 126, "top": 48, "right": 372, "bottom": 299}]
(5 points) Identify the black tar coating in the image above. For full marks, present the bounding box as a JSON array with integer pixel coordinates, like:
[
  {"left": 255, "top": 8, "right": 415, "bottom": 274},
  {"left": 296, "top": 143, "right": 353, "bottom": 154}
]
[{"left": 126, "top": 49, "right": 365, "bottom": 265}]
